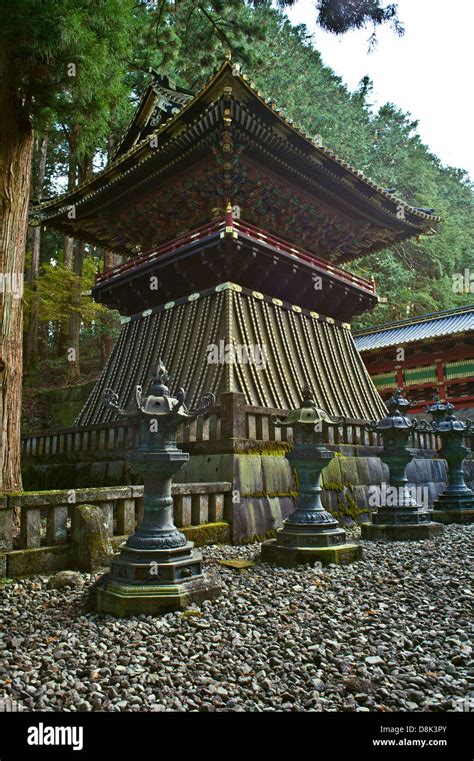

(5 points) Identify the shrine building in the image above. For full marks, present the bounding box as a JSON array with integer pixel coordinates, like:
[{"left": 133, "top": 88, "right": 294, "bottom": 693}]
[
  {"left": 354, "top": 305, "right": 474, "bottom": 416},
  {"left": 27, "top": 58, "right": 440, "bottom": 541}
]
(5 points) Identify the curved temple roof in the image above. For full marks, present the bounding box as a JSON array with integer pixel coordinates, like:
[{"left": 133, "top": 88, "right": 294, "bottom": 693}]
[
  {"left": 31, "top": 59, "right": 440, "bottom": 263},
  {"left": 354, "top": 305, "right": 474, "bottom": 352},
  {"left": 76, "top": 282, "right": 387, "bottom": 426}
]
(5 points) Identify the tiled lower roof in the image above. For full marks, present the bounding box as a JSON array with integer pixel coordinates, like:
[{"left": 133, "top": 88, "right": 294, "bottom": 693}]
[
  {"left": 76, "top": 282, "right": 386, "bottom": 425},
  {"left": 354, "top": 305, "right": 474, "bottom": 352}
]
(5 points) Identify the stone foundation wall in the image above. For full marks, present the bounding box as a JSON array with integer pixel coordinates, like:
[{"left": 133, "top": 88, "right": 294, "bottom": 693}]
[
  {"left": 15, "top": 451, "right": 474, "bottom": 549},
  {"left": 173, "top": 449, "right": 471, "bottom": 544}
]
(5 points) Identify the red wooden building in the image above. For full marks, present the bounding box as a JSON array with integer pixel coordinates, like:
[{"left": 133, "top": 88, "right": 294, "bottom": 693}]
[{"left": 354, "top": 305, "right": 474, "bottom": 414}]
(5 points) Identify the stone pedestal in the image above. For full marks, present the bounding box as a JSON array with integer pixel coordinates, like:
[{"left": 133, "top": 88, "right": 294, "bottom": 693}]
[
  {"left": 429, "top": 446, "right": 474, "bottom": 524},
  {"left": 427, "top": 398, "right": 474, "bottom": 524},
  {"left": 361, "top": 481, "right": 443, "bottom": 542},
  {"left": 261, "top": 389, "right": 362, "bottom": 567},
  {"left": 361, "top": 503, "right": 443, "bottom": 541},
  {"left": 93, "top": 449, "right": 221, "bottom": 615},
  {"left": 92, "top": 543, "right": 221, "bottom": 616},
  {"left": 261, "top": 537, "right": 362, "bottom": 567},
  {"left": 92, "top": 362, "right": 221, "bottom": 616},
  {"left": 362, "top": 390, "right": 443, "bottom": 542}
]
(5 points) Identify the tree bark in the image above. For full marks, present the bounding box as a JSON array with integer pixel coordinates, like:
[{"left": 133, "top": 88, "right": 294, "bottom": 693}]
[
  {"left": 0, "top": 43, "right": 34, "bottom": 491},
  {"left": 65, "top": 155, "right": 92, "bottom": 383},
  {"left": 63, "top": 152, "right": 77, "bottom": 269},
  {"left": 66, "top": 240, "right": 85, "bottom": 383},
  {"left": 57, "top": 156, "right": 77, "bottom": 360},
  {"left": 25, "top": 134, "right": 48, "bottom": 370},
  {"left": 98, "top": 249, "right": 117, "bottom": 361}
]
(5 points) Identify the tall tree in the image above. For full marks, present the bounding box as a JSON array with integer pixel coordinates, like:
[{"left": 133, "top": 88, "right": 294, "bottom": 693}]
[
  {"left": 25, "top": 134, "right": 48, "bottom": 370},
  {"left": 0, "top": 0, "right": 135, "bottom": 490}
]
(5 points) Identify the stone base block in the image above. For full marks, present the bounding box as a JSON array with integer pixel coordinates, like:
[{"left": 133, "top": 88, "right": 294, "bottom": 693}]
[
  {"left": 429, "top": 509, "right": 474, "bottom": 525},
  {"left": 260, "top": 539, "right": 362, "bottom": 567},
  {"left": 274, "top": 525, "right": 347, "bottom": 548},
  {"left": 432, "top": 493, "right": 474, "bottom": 513},
  {"left": 361, "top": 521, "right": 443, "bottom": 542},
  {"left": 91, "top": 571, "right": 222, "bottom": 617},
  {"left": 6, "top": 545, "right": 72, "bottom": 577}
]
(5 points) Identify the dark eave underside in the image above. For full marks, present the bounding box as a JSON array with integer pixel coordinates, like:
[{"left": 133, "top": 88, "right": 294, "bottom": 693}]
[{"left": 91, "top": 219, "right": 378, "bottom": 321}]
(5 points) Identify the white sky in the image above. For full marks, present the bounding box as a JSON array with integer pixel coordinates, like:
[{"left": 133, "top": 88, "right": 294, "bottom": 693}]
[{"left": 286, "top": 0, "right": 474, "bottom": 179}]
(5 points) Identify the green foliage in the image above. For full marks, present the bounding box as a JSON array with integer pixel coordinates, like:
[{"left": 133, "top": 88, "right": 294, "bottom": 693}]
[
  {"left": 24, "top": 0, "right": 474, "bottom": 352},
  {"left": 2, "top": 0, "right": 135, "bottom": 159},
  {"left": 231, "top": 6, "right": 473, "bottom": 326},
  {"left": 24, "top": 260, "right": 103, "bottom": 325},
  {"left": 316, "top": 0, "right": 404, "bottom": 44}
]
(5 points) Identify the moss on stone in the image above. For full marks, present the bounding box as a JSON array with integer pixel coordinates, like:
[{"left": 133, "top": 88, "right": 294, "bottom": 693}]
[
  {"left": 182, "top": 521, "right": 229, "bottom": 547},
  {"left": 240, "top": 490, "right": 297, "bottom": 498},
  {"left": 321, "top": 480, "right": 345, "bottom": 491},
  {"left": 235, "top": 443, "right": 291, "bottom": 456},
  {"left": 321, "top": 481, "right": 369, "bottom": 522},
  {"left": 333, "top": 493, "right": 368, "bottom": 521},
  {"left": 239, "top": 528, "right": 278, "bottom": 545}
]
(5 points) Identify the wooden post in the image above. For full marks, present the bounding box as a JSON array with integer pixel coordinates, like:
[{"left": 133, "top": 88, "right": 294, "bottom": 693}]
[
  {"left": 191, "top": 494, "right": 209, "bottom": 525},
  {"left": 174, "top": 495, "right": 192, "bottom": 527},
  {"left": 219, "top": 392, "right": 247, "bottom": 440},
  {"left": 208, "top": 493, "right": 224, "bottom": 522},
  {"left": 99, "top": 501, "right": 114, "bottom": 537}
]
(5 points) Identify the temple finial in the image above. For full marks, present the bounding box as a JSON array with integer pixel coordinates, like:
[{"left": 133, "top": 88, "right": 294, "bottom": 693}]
[
  {"left": 225, "top": 201, "right": 233, "bottom": 230},
  {"left": 225, "top": 49, "right": 232, "bottom": 61}
]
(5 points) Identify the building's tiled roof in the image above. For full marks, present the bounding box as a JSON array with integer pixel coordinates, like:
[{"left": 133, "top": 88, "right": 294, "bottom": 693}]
[
  {"left": 76, "top": 282, "right": 386, "bottom": 426},
  {"left": 354, "top": 305, "right": 474, "bottom": 352},
  {"left": 30, "top": 59, "right": 440, "bottom": 260}
]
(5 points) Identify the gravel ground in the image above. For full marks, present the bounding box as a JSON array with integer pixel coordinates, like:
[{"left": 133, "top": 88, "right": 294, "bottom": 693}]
[{"left": 0, "top": 524, "right": 472, "bottom": 713}]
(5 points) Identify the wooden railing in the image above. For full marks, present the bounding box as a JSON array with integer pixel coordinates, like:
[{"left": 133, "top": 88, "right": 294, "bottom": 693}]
[
  {"left": 233, "top": 219, "right": 376, "bottom": 294},
  {"left": 95, "top": 218, "right": 225, "bottom": 285},
  {"left": 244, "top": 406, "right": 383, "bottom": 448},
  {"left": 21, "top": 399, "right": 468, "bottom": 468},
  {"left": 94, "top": 215, "right": 376, "bottom": 295},
  {"left": 21, "top": 408, "right": 222, "bottom": 463}
]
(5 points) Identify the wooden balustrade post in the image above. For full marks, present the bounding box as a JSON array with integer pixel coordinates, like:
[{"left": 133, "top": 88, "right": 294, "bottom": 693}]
[
  {"left": 191, "top": 494, "right": 209, "bottom": 525},
  {"left": 20, "top": 507, "right": 41, "bottom": 549},
  {"left": 219, "top": 392, "right": 247, "bottom": 440},
  {"left": 174, "top": 495, "right": 192, "bottom": 527},
  {"left": 208, "top": 492, "right": 224, "bottom": 522},
  {"left": 99, "top": 501, "right": 114, "bottom": 537}
]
